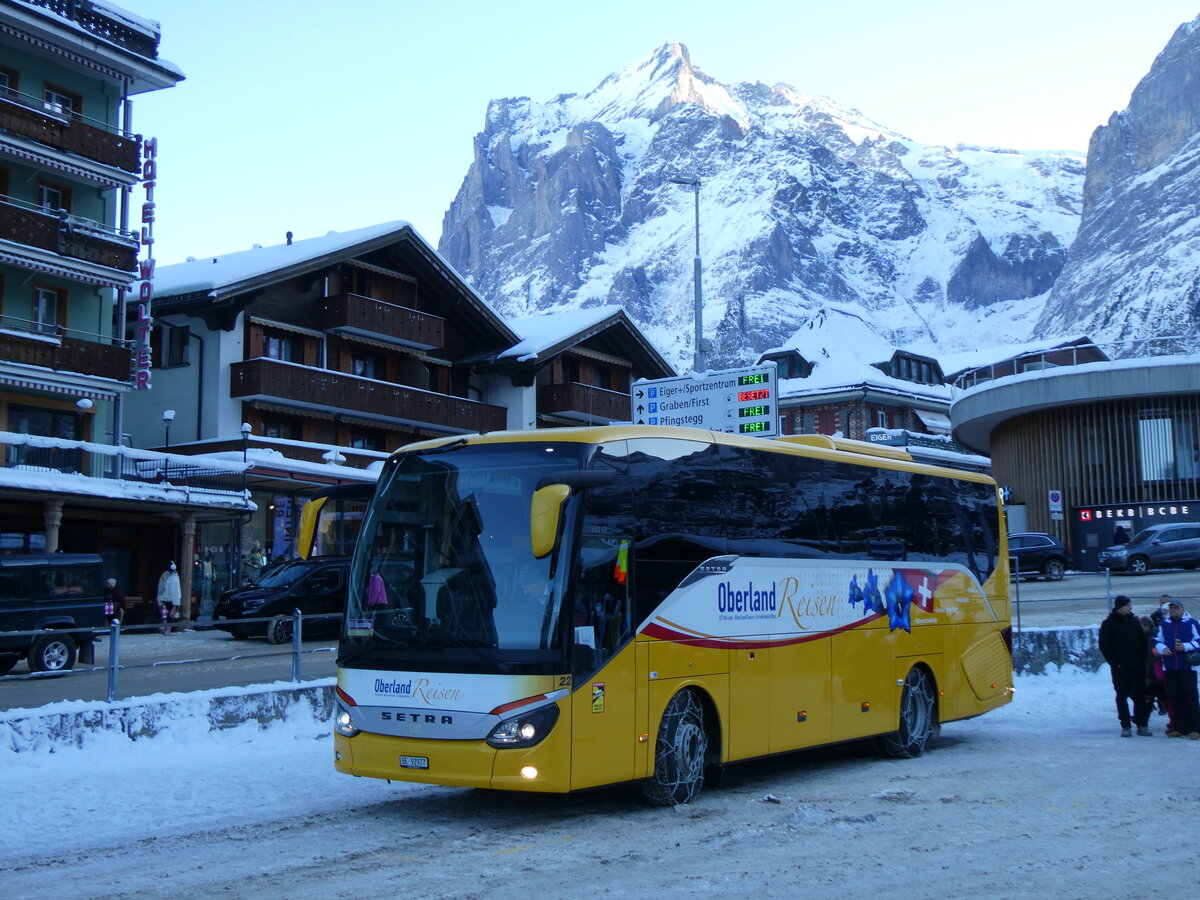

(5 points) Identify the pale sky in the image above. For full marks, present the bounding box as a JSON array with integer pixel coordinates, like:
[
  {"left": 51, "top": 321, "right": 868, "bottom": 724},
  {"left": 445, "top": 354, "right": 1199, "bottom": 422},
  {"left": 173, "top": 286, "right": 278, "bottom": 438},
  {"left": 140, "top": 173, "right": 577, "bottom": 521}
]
[{"left": 129, "top": 0, "right": 1200, "bottom": 266}]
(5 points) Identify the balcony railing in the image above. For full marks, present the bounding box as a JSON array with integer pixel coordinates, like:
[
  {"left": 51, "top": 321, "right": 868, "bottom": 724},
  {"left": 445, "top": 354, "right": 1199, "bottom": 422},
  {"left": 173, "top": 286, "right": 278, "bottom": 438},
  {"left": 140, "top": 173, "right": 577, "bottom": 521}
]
[
  {"left": 0, "top": 197, "right": 138, "bottom": 272},
  {"left": 0, "top": 87, "right": 140, "bottom": 173},
  {"left": 18, "top": 1, "right": 162, "bottom": 60},
  {"left": 537, "top": 382, "right": 630, "bottom": 423},
  {"left": 319, "top": 293, "right": 445, "bottom": 350},
  {"left": 0, "top": 325, "right": 133, "bottom": 382},
  {"left": 230, "top": 358, "right": 507, "bottom": 433},
  {"left": 0, "top": 431, "right": 251, "bottom": 506}
]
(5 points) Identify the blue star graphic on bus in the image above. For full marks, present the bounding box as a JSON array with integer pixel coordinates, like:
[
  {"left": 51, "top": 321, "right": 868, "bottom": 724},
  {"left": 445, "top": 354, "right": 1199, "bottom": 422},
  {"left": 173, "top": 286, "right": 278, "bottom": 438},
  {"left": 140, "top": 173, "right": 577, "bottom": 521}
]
[
  {"left": 848, "top": 575, "right": 864, "bottom": 609},
  {"left": 862, "top": 569, "right": 883, "bottom": 614},
  {"left": 885, "top": 571, "right": 914, "bottom": 632}
]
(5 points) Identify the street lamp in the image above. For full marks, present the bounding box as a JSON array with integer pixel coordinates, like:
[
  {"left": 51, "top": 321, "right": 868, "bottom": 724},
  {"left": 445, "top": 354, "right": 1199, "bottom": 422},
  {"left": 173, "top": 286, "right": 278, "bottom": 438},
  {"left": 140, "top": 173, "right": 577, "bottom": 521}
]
[
  {"left": 162, "top": 409, "right": 175, "bottom": 450},
  {"left": 668, "top": 174, "right": 706, "bottom": 372},
  {"left": 240, "top": 422, "right": 252, "bottom": 463}
]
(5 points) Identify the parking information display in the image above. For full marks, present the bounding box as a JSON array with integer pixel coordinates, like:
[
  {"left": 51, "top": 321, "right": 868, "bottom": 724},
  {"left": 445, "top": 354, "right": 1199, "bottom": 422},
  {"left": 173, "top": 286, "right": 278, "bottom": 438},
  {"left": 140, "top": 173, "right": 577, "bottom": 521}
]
[{"left": 631, "top": 363, "right": 779, "bottom": 437}]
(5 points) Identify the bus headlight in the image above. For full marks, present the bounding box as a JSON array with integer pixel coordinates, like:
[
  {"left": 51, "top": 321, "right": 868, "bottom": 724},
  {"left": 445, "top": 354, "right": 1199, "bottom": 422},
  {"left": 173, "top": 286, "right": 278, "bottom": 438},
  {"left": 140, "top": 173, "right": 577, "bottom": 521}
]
[
  {"left": 334, "top": 705, "right": 359, "bottom": 738},
  {"left": 485, "top": 704, "right": 560, "bottom": 748}
]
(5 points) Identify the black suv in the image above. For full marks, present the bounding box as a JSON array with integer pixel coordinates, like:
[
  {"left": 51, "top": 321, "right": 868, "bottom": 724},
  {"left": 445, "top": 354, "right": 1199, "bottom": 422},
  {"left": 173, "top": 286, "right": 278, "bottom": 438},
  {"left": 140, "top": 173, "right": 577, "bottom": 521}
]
[
  {"left": 0, "top": 553, "right": 105, "bottom": 674},
  {"left": 1098, "top": 522, "right": 1200, "bottom": 575},
  {"left": 1008, "top": 533, "right": 1072, "bottom": 581},
  {"left": 213, "top": 556, "right": 348, "bottom": 643}
]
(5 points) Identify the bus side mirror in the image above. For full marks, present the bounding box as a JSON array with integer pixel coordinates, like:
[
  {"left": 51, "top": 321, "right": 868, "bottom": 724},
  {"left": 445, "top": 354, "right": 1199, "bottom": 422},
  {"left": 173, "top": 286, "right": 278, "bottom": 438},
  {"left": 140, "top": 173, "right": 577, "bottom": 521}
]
[{"left": 530, "top": 484, "right": 570, "bottom": 559}]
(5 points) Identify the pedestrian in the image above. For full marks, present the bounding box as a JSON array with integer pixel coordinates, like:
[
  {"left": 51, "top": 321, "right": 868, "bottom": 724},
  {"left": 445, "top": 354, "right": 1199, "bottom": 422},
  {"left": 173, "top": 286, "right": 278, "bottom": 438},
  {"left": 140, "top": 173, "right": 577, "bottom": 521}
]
[
  {"left": 1153, "top": 599, "right": 1200, "bottom": 739},
  {"left": 1098, "top": 595, "right": 1151, "bottom": 736},
  {"left": 1150, "top": 593, "right": 1173, "bottom": 628},
  {"left": 1140, "top": 615, "right": 1169, "bottom": 719},
  {"left": 103, "top": 577, "right": 126, "bottom": 625},
  {"left": 156, "top": 561, "right": 181, "bottom": 635}
]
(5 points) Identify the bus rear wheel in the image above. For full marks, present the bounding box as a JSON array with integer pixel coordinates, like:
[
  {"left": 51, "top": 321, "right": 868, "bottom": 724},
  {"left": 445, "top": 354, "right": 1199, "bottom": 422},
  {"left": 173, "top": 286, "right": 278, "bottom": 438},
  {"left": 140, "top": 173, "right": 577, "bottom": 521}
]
[
  {"left": 880, "top": 667, "right": 936, "bottom": 759},
  {"left": 643, "top": 690, "right": 708, "bottom": 807}
]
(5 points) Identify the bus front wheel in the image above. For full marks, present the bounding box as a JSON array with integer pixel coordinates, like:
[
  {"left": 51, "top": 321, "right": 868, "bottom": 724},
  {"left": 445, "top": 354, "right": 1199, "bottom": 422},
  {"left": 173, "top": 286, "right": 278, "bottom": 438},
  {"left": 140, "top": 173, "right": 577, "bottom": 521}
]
[
  {"left": 880, "top": 667, "right": 936, "bottom": 759},
  {"left": 643, "top": 690, "right": 708, "bottom": 807}
]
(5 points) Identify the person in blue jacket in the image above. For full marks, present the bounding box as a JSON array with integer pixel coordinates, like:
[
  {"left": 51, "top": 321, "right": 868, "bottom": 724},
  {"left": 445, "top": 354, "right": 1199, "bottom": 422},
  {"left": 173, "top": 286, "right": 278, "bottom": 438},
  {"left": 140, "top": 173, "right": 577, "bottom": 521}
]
[{"left": 1153, "top": 599, "right": 1200, "bottom": 739}]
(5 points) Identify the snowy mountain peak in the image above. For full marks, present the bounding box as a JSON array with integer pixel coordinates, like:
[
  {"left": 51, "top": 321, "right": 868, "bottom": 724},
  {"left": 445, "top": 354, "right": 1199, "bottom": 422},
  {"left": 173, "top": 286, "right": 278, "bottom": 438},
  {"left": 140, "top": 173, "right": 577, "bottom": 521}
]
[{"left": 440, "top": 45, "right": 1087, "bottom": 372}]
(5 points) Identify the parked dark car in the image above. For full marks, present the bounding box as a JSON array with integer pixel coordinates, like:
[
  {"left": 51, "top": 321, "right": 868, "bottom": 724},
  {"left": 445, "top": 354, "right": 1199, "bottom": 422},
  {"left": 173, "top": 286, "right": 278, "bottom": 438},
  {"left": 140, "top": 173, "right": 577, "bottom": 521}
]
[
  {"left": 1098, "top": 522, "right": 1200, "bottom": 575},
  {"left": 1008, "top": 533, "right": 1072, "bottom": 581},
  {"left": 0, "top": 553, "right": 106, "bottom": 674},
  {"left": 213, "top": 556, "right": 349, "bottom": 643}
]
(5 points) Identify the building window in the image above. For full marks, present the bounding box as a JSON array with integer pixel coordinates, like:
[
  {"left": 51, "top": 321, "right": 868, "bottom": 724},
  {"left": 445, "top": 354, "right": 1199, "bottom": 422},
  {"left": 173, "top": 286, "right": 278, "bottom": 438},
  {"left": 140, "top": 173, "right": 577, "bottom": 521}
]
[
  {"left": 261, "top": 417, "right": 296, "bottom": 440},
  {"left": 160, "top": 324, "right": 189, "bottom": 367},
  {"left": 43, "top": 85, "right": 81, "bottom": 116},
  {"left": 0, "top": 66, "right": 16, "bottom": 97},
  {"left": 33, "top": 286, "right": 64, "bottom": 333},
  {"left": 351, "top": 351, "right": 384, "bottom": 379},
  {"left": 37, "top": 182, "right": 71, "bottom": 213},
  {"left": 264, "top": 334, "right": 297, "bottom": 362},
  {"left": 1139, "top": 417, "right": 1174, "bottom": 481},
  {"left": 348, "top": 431, "right": 380, "bottom": 451}
]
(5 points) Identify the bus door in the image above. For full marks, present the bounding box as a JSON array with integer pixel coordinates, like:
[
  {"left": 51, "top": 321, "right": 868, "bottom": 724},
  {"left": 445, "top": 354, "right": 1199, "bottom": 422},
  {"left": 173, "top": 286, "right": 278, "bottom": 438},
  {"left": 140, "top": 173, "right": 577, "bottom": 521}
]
[{"left": 569, "top": 536, "right": 637, "bottom": 791}]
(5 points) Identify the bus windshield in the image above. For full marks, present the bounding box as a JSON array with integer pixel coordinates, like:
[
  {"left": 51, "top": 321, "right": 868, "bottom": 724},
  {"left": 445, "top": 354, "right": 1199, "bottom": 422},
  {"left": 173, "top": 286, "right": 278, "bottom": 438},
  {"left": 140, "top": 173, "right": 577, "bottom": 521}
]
[{"left": 341, "top": 442, "right": 585, "bottom": 664}]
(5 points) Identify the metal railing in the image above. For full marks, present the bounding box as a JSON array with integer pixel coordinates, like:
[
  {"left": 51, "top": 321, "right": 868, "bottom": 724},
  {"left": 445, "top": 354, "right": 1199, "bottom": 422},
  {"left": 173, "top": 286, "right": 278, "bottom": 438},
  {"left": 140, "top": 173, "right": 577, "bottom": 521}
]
[
  {"left": 0, "top": 610, "right": 339, "bottom": 702},
  {"left": 0, "top": 431, "right": 252, "bottom": 501}
]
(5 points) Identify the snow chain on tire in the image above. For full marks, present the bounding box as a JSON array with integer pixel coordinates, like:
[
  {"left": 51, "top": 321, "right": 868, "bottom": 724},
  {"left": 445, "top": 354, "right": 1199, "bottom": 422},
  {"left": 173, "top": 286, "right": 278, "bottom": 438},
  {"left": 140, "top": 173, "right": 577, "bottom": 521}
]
[{"left": 643, "top": 690, "right": 708, "bottom": 807}]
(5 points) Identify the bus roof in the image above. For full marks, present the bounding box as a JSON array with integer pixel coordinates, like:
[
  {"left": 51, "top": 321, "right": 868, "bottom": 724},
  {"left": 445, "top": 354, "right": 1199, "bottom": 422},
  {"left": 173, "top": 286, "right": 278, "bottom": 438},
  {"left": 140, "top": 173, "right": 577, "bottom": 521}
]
[{"left": 392, "top": 426, "right": 995, "bottom": 486}]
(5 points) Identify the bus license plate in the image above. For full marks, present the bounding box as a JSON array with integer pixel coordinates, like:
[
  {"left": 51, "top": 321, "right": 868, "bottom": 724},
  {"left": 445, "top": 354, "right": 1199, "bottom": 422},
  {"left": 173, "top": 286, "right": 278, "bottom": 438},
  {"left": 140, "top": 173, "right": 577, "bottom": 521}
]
[{"left": 400, "top": 756, "right": 429, "bottom": 770}]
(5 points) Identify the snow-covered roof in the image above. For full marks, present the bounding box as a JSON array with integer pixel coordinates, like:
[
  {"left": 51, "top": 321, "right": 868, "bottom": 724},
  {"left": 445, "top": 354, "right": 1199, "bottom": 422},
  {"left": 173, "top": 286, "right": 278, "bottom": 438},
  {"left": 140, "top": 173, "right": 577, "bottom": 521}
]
[
  {"left": 154, "top": 221, "right": 418, "bottom": 297},
  {"left": 491, "top": 305, "right": 675, "bottom": 377},
  {"left": 500, "top": 306, "right": 630, "bottom": 361},
  {"left": 761, "top": 309, "right": 951, "bottom": 403}
]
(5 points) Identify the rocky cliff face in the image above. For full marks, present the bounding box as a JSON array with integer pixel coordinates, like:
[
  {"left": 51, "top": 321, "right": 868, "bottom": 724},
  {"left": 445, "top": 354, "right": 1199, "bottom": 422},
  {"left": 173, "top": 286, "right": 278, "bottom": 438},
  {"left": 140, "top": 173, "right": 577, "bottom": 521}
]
[
  {"left": 439, "top": 43, "right": 1084, "bottom": 370},
  {"left": 1036, "top": 17, "right": 1200, "bottom": 353}
]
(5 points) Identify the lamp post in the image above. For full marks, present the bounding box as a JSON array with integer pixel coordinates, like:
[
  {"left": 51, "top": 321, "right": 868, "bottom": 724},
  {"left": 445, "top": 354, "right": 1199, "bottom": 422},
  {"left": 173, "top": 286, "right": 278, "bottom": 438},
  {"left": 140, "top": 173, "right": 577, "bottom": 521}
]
[
  {"left": 162, "top": 409, "right": 175, "bottom": 450},
  {"left": 240, "top": 421, "right": 251, "bottom": 463},
  {"left": 668, "top": 174, "right": 706, "bottom": 372}
]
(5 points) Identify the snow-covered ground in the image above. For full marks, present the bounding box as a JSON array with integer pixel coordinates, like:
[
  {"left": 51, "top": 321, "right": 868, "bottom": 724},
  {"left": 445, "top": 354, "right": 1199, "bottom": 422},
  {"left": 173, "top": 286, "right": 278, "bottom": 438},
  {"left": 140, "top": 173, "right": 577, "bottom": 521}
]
[{"left": 3, "top": 668, "right": 1197, "bottom": 899}]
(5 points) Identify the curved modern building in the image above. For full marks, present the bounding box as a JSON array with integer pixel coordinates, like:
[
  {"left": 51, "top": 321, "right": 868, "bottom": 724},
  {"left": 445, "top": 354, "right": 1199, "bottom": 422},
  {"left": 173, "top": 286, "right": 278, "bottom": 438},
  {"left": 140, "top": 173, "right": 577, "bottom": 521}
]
[{"left": 952, "top": 351, "right": 1200, "bottom": 571}]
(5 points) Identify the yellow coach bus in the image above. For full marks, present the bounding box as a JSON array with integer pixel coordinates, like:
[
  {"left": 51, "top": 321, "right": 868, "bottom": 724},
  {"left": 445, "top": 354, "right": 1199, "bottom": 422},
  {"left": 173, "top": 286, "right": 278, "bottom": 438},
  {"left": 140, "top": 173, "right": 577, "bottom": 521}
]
[{"left": 333, "top": 426, "right": 1013, "bottom": 805}]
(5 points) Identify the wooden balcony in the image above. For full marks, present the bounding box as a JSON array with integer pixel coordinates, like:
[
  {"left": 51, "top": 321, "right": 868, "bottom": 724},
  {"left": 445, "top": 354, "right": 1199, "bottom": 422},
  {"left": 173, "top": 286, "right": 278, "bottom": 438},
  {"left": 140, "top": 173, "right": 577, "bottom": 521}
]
[
  {"left": 0, "top": 203, "right": 138, "bottom": 272},
  {"left": 537, "top": 382, "right": 630, "bottom": 423},
  {"left": 319, "top": 293, "right": 445, "bottom": 350},
  {"left": 0, "top": 94, "right": 140, "bottom": 173},
  {"left": 230, "top": 358, "right": 507, "bottom": 433},
  {"left": 0, "top": 330, "right": 132, "bottom": 382}
]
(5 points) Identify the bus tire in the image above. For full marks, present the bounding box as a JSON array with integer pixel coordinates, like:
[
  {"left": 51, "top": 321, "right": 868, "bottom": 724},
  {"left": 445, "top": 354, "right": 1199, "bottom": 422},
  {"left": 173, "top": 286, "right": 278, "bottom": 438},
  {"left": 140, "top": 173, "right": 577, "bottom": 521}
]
[
  {"left": 880, "top": 667, "right": 936, "bottom": 759},
  {"left": 642, "top": 690, "right": 708, "bottom": 807}
]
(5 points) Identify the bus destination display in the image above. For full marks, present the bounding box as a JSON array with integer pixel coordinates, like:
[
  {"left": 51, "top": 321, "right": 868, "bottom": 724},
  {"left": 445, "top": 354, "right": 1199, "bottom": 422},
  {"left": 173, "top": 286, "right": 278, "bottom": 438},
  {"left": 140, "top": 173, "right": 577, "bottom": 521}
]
[{"left": 631, "top": 364, "right": 779, "bottom": 437}]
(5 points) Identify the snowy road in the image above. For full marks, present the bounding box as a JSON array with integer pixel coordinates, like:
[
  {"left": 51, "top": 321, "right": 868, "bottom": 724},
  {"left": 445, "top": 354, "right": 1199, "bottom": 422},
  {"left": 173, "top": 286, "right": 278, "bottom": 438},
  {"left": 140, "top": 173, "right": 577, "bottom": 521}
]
[{"left": 4, "top": 669, "right": 1199, "bottom": 899}]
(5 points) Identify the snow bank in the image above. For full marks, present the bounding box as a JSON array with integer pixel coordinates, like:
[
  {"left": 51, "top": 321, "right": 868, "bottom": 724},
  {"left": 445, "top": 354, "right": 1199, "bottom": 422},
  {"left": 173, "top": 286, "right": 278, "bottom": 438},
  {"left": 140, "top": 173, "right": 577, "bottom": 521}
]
[
  {"left": 0, "top": 628, "right": 1100, "bottom": 753},
  {"left": 0, "top": 679, "right": 334, "bottom": 753}
]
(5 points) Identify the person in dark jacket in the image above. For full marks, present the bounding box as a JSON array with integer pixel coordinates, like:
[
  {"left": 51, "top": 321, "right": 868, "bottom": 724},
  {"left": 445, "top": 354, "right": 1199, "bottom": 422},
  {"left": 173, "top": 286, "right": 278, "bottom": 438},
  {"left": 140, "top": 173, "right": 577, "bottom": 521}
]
[
  {"left": 1099, "top": 595, "right": 1151, "bottom": 736},
  {"left": 1153, "top": 600, "right": 1200, "bottom": 739},
  {"left": 1140, "top": 616, "right": 1169, "bottom": 720}
]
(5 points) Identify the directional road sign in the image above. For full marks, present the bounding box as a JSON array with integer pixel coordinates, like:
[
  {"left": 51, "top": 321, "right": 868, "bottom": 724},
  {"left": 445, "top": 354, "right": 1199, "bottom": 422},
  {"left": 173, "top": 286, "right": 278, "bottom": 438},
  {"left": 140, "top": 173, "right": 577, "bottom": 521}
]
[{"left": 631, "top": 363, "right": 779, "bottom": 437}]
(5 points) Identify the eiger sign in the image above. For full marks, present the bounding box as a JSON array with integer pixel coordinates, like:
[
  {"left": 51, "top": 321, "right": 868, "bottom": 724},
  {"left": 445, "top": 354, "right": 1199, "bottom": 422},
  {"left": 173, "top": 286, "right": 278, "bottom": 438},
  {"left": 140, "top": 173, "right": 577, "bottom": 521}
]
[{"left": 631, "top": 364, "right": 779, "bottom": 437}]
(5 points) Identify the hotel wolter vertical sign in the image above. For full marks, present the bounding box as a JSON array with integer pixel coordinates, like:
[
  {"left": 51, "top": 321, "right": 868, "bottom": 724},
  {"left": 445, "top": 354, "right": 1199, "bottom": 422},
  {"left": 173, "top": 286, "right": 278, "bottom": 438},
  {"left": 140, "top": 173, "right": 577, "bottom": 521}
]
[{"left": 133, "top": 137, "right": 157, "bottom": 390}]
